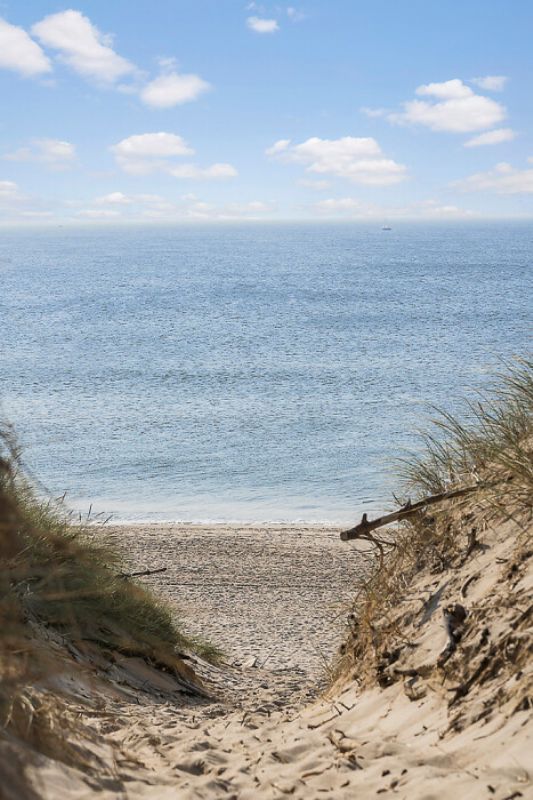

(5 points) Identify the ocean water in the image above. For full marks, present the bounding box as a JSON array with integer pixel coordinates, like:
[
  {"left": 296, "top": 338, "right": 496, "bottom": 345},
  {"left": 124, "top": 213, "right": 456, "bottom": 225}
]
[{"left": 0, "top": 222, "right": 531, "bottom": 523}]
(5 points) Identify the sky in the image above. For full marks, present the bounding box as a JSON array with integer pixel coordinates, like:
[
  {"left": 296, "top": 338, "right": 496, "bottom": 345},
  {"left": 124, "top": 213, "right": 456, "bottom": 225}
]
[{"left": 0, "top": 0, "right": 532, "bottom": 224}]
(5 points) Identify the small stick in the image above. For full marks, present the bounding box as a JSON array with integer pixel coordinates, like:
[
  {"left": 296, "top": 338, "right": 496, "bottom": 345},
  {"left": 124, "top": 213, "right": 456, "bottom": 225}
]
[{"left": 119, "top": 567, "right": 168, "bottom": 579}]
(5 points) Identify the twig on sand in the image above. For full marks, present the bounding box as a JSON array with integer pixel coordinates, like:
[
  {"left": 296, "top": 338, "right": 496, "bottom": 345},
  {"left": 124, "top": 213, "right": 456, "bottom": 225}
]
[{"left": 119, "top": 567, "right": 168, "bottom": 579}]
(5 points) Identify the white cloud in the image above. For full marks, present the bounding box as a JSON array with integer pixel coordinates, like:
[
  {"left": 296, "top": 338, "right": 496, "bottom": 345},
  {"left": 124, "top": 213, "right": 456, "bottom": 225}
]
[
  {"left": 265, "top": 139, "right": 291, "bottom": 156},
  {"left": 389, "top": 78, "right": 506, "bottom": 133},
  {"left": 417, "top": 200, "right": 474, "bottom": 218},
  {"left": 471, "top": 75, "right": 508, "bottom": 91},
  {"left": 111, "top": 132, "right": 194, "bottom": 174},
  {"left": 267, "top": 136, "right": 407, "bottom": 185},
  {"left": 32, "top": 10, "right": 135, "bottom": 83},
  {"left": 112, "top": 132, "right": 193, "bottom": 159},
  {"left": 299, "top": 178, "right": 331, "bottom": 190},
  {"left": 312, "top": 196, "right": 475, "bottom": 220},
  {"left": 464, "top": 128, "right": 516, "bottom": 147},
  {"left": 96, "top": 191, "right": 133, "bottom": 205},
  {"left": 111, "top": 132, "right": 237, "bottom": 180},
  {"left": 168, "top": 163, "right": 238, "bottom": 179},
  {"left": 455, "top": 160, "right": 533, "bottom": 194},
  {"left": 77, "top": 208, "right": 121, "bottom": 219},
  {"left": 4, "top": 138, "right": 76, "bottom": 168},
  {"left": 360, "top": 106, "right": 387, "bottom": 118},
  {"left": 246, "top": 16, "right": 279, "bottom": 33},
  {"left": 315, "top": 197, "right": 362, "bottom": 213},
  {"left": 0, "top": 17, "right": 52, "bottom": 76},
  {"left": 248, "top": 200, "right": 271, "bottom": 211},
  {"left": 80, "top": 194, "right": 274, "bottom": 222},
  {"left": 0, "top": 179, "right": 20, "bottom": 197},
  {"left": 140, "top": 71, "right": 210, "bottom": 108},
  {"left": 183, "top": 198, "right": 273, "bottom": 220}
]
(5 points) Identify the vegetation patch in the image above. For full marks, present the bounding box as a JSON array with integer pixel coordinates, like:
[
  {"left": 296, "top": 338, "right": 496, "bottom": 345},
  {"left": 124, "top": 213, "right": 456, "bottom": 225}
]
[{"left": 337, "top": 358, "right": 532, "bottom": 687}]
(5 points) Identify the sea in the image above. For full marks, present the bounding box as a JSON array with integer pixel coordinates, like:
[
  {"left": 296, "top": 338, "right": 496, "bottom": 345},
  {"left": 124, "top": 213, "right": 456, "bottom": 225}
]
[{"left": 0, "top": 222, "right": 531, "bottom": 524}]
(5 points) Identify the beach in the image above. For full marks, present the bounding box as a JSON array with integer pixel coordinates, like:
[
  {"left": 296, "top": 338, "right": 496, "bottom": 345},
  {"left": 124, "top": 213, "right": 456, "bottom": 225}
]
[
  {"left": 12, "top": 512, "right": 527, "bottom": 800},
  {"left": 102, "top": 524, "right": 364, "bottom": 696}
]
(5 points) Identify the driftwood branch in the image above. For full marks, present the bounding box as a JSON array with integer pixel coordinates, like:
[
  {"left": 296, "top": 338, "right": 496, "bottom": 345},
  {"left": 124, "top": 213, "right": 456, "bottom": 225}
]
[
  {"left": 119, "top": 567, "right": 168, "bottom": 579},
  {"left": 340, "top": 484, "right": 485, "bottom": 542}
]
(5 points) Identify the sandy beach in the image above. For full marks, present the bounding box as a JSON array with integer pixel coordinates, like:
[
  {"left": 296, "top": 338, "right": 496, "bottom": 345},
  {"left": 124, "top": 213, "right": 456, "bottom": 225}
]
[
  {"left": 101, "top": 524, "right": 365, "bottom": 702},
  {"left": 25, "top": 514, "right": 526, "bottom": 800},
  {"left": 1, "top": 504, "right": 531, "bottom": 800}
]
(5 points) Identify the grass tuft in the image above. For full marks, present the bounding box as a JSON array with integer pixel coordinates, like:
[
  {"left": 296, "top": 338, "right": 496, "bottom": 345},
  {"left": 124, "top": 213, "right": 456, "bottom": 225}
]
[
  {"left": 0, "top": 427, "right": 220, "bottom": 669},
  {"left": 398, "top": 357, "right": 533, "bottom": 511},
  {"left": 336, "top": 357, "right": 532, "bottom": 686}
]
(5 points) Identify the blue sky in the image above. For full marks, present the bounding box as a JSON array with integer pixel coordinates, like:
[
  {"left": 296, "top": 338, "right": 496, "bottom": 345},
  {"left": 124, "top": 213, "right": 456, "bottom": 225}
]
[{"left": 1, "top": 0, "right": 532, "bottom": 224}]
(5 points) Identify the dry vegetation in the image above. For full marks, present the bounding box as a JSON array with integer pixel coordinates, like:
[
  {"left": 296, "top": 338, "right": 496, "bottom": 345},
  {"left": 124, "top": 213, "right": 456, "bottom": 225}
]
[
  {"left": 0, "top": 427, "right": 218, "bottom": 663},
  {"left": 0, "top": 427, "right": 219, "bottom": 797},
  {"left": 336, "top": 359, "right": 532, "bottom": 704}
]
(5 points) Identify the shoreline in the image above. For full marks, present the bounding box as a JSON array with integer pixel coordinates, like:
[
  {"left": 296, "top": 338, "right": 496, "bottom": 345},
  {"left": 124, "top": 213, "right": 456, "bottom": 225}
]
[{"left": 92, "top": 519, "right": 348, "bottom": 529}]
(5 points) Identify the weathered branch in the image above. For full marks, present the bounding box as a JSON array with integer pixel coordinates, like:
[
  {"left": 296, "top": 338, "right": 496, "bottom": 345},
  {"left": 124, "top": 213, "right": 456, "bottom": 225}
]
[{"left": 340, "top": 484, "right": 485, "bottom": 542}]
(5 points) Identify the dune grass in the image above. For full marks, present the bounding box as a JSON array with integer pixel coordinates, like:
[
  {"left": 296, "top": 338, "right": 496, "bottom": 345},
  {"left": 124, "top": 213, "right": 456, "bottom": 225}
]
[
  {"left": 398, "top": 357, "right": 533, "bottom": 512},
  {"left": 0, "top": 427, "right": 221, "bottom": 794},
  {"left": 0, "top": 426, "right": 220, "bottom": 668},
  {"left": 337, "top": 357, "right": 532, "bottom": 685}
]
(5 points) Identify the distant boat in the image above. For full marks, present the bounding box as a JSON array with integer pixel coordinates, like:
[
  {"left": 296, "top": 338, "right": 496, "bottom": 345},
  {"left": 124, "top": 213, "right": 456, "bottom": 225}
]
[{"left": 382, "top": 225, "right": 392, "bottom": 231}]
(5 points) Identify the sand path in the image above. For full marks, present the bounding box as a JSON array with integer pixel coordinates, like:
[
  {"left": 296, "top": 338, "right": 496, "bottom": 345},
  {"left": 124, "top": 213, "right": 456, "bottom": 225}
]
[
  {"left": 103, "top": 524, "right": 364, "bottom": 707},
  {"left": 23, "top": 522, "right": 530, "bottom": 799}
]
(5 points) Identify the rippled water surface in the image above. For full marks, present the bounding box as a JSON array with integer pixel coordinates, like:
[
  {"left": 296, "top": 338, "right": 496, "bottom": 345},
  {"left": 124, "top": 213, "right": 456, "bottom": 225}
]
[{"left": 1, "top": 223, "right": 531, "bottom": 522}]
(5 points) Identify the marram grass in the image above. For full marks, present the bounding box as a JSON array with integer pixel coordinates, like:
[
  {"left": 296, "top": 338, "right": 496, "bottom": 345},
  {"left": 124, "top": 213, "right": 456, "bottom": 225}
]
[{"left": 0, "top": 427, "right": 220, "bottom": 666}]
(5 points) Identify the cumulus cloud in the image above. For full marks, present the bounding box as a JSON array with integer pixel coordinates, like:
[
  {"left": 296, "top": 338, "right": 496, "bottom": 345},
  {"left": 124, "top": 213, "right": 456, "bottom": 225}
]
[
  {"left": 96, "top": 191, "right": 133, "bottom": 205},
  {"left": 455, "top": 160, "right": 533, "bottom": 194},
  {"left": 246, "top": 16, "right": 279, "bottom": 33},
  {"left": 389, "top": 78, "right": 506, "bottom": 133},
  {"left": 111, "top": 132, "right": 194, "bottom": 174},
  {"left": 32, "top": 10, "right": 135, "bottom": 83},
  {"left": 4, "top": 138, "right": 76, "bottom": 168},
  {"left": 0, "top": 17, "right": 52, "bottom": 76},
  {"left": 112, "top": 132, "right": 193, "bottom": 159},
  {"left": 464, "top": 128, "right": 516, "bottom": 147},
  {"left": 265, "top": 139, "right": 291, "bottom": 157},
  {"left": 168, "top": 163, "right": 238, "bottom": 179},
  {"left": 111, "top": 132, "right": 237, "bottom": 180},
  {"left": 2, "top": 11, "right": 210, "bottom": 111},
  {"left": 266, "top": 136, "right": 407, "bottom": 185},
  {"left": 140, "top": 71, "right": 210, "bottom": 108},
  {"left": 471, "top": 75, "right": 508, "bottom": 91}
]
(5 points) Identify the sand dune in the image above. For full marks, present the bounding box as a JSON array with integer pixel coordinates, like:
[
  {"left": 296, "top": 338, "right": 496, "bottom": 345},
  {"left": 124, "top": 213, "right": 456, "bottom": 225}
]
[{"left": 6, "top": 514, "right": 531, "bottom": 799}]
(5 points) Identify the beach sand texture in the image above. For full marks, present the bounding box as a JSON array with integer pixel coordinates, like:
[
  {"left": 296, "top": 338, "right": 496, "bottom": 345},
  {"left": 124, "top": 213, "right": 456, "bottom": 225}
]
[
  {"left": 10, "top": 515, "right": 529, "bottom": 800},
  {"left": 102, "top": 524, "right": 363, "bottom": 702}
]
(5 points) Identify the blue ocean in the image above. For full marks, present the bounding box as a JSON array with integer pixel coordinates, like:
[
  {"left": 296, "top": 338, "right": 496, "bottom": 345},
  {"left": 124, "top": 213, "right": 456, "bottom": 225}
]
[{"left": 1, "top": 222, "right": 531, "bottom": 523}]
